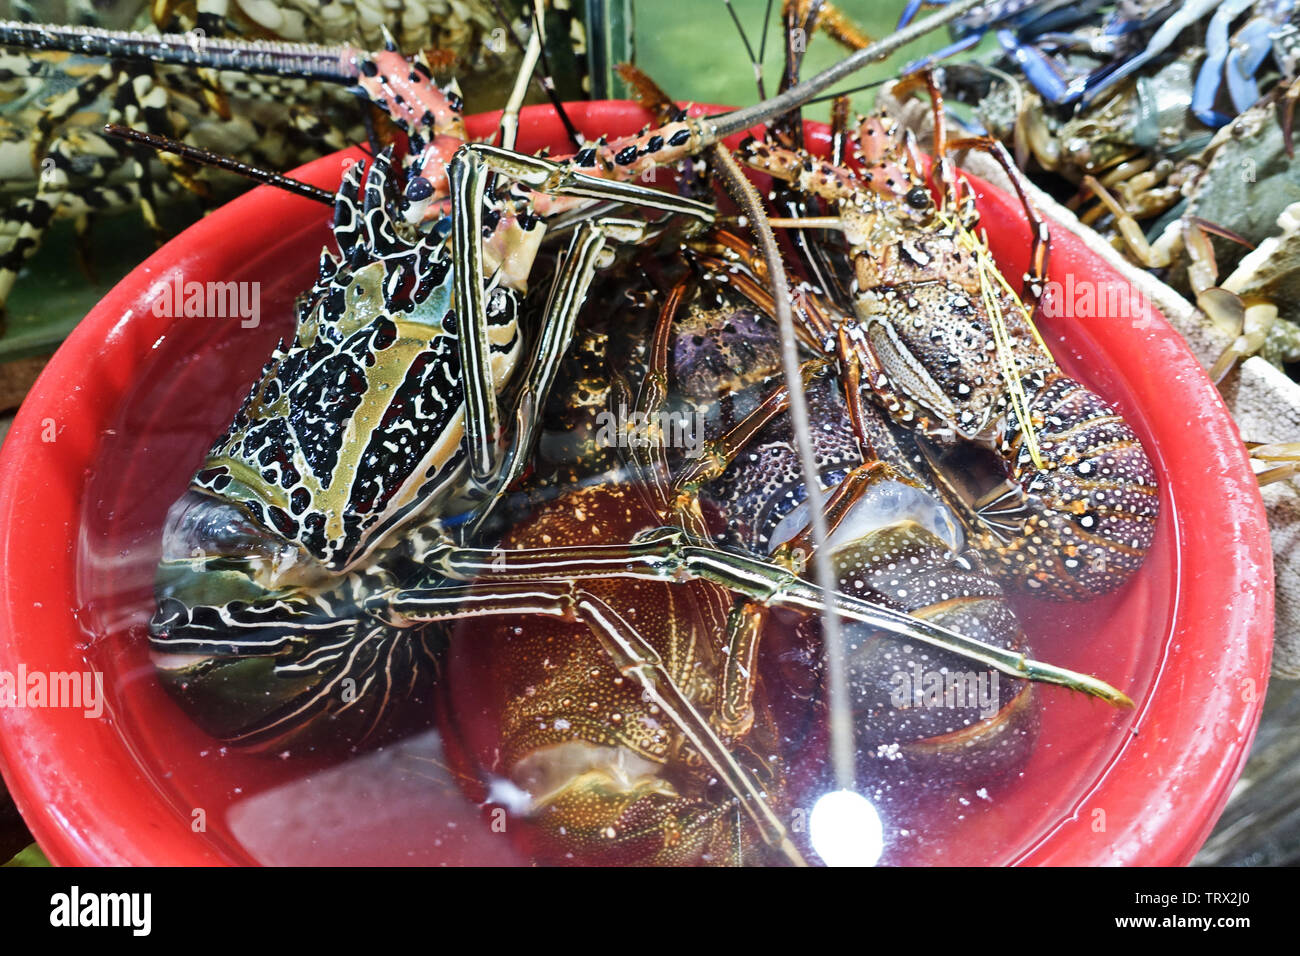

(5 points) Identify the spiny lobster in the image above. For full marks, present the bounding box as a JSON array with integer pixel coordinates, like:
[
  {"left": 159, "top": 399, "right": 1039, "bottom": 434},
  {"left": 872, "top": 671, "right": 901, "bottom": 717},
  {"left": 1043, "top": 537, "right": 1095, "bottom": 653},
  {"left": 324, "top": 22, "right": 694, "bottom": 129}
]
[{"left": 733, "top": 70, "right": 1161, "bottom": 600}]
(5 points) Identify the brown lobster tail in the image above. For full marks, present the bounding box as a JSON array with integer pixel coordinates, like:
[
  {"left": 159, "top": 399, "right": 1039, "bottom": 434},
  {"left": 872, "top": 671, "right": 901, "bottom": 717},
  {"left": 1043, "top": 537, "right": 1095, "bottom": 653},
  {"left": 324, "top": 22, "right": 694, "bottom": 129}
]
[{"left": 997, "top": 374, "right": 1160, "bottom": 600}]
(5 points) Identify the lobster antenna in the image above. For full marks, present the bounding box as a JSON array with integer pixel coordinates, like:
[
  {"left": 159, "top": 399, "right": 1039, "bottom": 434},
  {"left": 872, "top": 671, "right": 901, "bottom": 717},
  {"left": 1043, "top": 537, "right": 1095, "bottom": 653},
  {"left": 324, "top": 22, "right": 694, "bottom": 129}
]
[
  {"left": 528, "top": 0, "right": 585, "bottom": 150},
  {"left": 721, "top": 0, "right": 766, "bottom": 99},
  {"left": 103, "top": 124, "right": 335, "bottom": 205},
  {"left": 802, "top": 76, "right": 890, "bottom": 107},
  {"left": 1, "top": 0, "right": 989, "bottom": 139},
  {"left": 757, "top": 0, "right": 777, "bottom": 67},
  {"left": 0, "top": 20, "right": 357, "bottom": 81},
  {"left": 707, "top": 0, "right": 989, "bottom": 140},
  {"left": 710, "top": 143, "right": 857, "bottom": 796},
  {"left": 0, "top": 11, "right": 592, "bottom": 151}
]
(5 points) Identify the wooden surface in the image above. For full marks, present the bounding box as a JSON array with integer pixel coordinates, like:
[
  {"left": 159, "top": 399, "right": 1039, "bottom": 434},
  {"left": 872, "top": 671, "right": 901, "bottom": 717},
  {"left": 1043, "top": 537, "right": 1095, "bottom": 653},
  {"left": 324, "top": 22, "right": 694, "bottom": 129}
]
[{"left": 1195, "top": 676, "right": 1300, "bottom": 865}]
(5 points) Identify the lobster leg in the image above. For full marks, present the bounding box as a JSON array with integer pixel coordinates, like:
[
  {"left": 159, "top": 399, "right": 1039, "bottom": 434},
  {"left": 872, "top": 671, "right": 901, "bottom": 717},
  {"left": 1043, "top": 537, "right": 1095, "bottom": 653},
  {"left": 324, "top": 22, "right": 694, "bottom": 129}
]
[
  {"left": 622, "top": 270, "right": 690, "bottom": 511},
  {"left": 26, "top": 59, "right": 118, "bottom": 164},
  {"left": 717, "top": 458, "right": 900, "bottom": 739},
  {"left": 712, "top": 600, "right": 766, "bottom": 740},
  {"left": 611, "top": 259, "right": 866, "bottom": 743},
  {"left": 688, "top": 241, "right": 833, "bottom": 346},
  {"left": 0, "top": 49, "right": 233, "bottom": 318},
  {"left": 624, "top": 269, "right": 741, "bottom": 654},
  {"left": 0, "top": 188, "right": 62, "bottom": 323},
  {"left": 409, "top": 532, "right": 1131, "bottom": 706},
  {"left": 380, "top": 577, "right": 806, "bottom": 866},
  {"left": 943, "top": 134, "right": 1052, "bottom": 315},
  {"left": 670, "top": 360, "right": 831, "bottom": 493},
  {"left": 470, "top": 216, "right": 648, "bottom": 529},
  {"left": 890, "top": 71, "right": 1052, "bottom": 311},
  {"left": 449, "top": 142, "right": 716, "bottom": 488},
  {"left": 496, "top": 15, "right": 543, "bottom": 153},
  {"left": 686, "top": 239, "right": 884, "bottom": 460},
  {"left": 0, "top": 62, "right": 117, "bottom": 317}
]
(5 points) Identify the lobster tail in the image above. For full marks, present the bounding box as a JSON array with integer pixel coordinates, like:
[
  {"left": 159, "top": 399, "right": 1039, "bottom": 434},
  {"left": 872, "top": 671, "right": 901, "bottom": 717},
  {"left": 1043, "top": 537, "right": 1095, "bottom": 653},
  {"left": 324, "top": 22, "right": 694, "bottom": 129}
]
[
  {"left": 833, "top": 520, "right": 1038, "bottom": 786},
  {"left": 992, "top": 373, "right": 1160, "bottom": 599}
]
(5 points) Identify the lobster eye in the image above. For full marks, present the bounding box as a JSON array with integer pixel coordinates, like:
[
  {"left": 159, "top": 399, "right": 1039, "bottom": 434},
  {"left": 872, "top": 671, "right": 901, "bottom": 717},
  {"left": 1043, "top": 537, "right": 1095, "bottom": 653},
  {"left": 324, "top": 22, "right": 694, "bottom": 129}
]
[
  {"left": 405, "top": 176, "right": 433, "bottom": 201},
  {"left": 905, "top": 186, "right": 930, "bottom": 210}
]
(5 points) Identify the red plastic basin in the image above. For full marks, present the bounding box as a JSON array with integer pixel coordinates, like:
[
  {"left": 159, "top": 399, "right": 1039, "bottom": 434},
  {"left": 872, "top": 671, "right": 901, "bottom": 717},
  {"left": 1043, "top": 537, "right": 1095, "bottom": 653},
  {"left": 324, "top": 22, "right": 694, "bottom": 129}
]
[{"left": 0, "top": 101, "right": 1273, "bottom": 865}]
